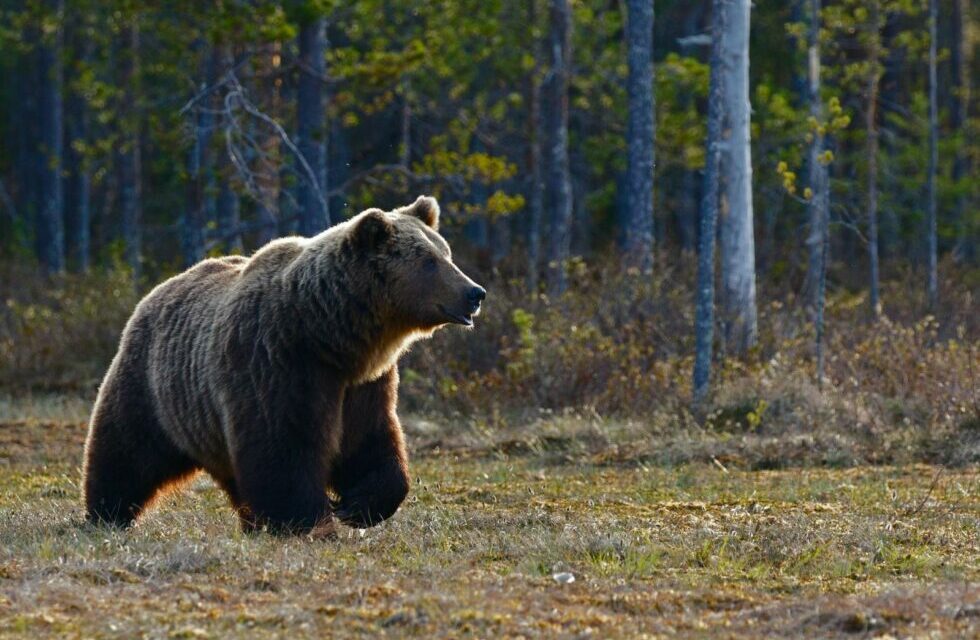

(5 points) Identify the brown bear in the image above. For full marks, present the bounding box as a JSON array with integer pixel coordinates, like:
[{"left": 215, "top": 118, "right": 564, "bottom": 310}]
[{"left": 82, "top": 196, "right": 484, "bottom": 536}]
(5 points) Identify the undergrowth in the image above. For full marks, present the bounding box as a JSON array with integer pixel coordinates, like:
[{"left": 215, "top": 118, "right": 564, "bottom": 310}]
[{"left": 1, "top": 257, "right": 977, "bottom": 466}]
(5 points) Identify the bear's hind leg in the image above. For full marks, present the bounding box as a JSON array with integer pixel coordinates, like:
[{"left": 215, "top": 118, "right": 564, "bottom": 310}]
[{"left": 84, "top": 404, "right": 197, "bottom": 527}]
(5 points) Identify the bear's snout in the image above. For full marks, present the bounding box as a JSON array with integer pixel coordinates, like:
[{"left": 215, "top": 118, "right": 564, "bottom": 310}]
[{"left": 466, "top": 285, "right": 486, "bottom": 314}]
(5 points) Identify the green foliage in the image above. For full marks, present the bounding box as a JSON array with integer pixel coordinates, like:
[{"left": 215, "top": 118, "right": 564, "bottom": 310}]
[{"left": 1, "top": 0, "right": 976, "bottom": 271}]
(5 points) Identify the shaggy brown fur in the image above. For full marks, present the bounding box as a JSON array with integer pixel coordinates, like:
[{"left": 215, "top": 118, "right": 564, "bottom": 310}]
[{"left": 82, "top": 196, "right": 485, "bottom": 535}]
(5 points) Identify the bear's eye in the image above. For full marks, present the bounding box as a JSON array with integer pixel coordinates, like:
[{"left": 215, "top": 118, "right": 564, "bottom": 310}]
[{"left": 423, "top": 256, "right": 439, "bottom": 273}]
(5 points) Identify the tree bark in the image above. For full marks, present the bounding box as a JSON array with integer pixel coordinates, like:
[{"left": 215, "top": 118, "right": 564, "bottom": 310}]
[
  {"left": 257, "top": 41, "right": 282, "bottom": 243},
  {"left": 64, "top": 15, "right": 93, "bottom": 273},
  {"left": 866, "top": 0, "right": 881, "bottom": 319},
  {"left": 677, "top": 169, "right": 699, "bottom": 253},
  {"left": 36, "top": 0, "right": 66, "bottom": 273},
  {"left": 805, "top": 0, "right": 828, "bottom": 312},
  {"left": 13, "top": 23, "right": 38, "bottom": 248},
  {"left": 951, "top": 0, "right": 973, "bottom": 262},
  {"left": 0, "top": 178, "right": 17, "bottom": 238},
  {"left": 692, "top": 0, "right": 726, "bottom": 405},
  {"left": 181, "top": 42, "right": 212, "bottom": 267},
  {"left": 296, "top": 17, "right": 329, "bottom": 236},
  {"left": 926, "top": 0, "right": 938, "bottom": 308},
  {"left": 526, "top": 0, "right": 545, "bottom": 292},
  {"left": 400, "top": 78, "right": 411, "bottom": 168},
  {"left": 217, "top": 176, "right": 242, "bottom": 253},
  {"left": 624, "top": 0, "right": 655, "bottom": 273},
  {"left": 119, "top": 21, "right": 142, "bottom": 282},
  {"left": 546, "top": 0, "right": 573, "bottom": 297},
  {"left": 804, "top": 0, "right": 830, "bottom": 384},
  {"left": 718, "top": 0, "right": 757, "bottom": 354},
  {"left": 66, "top": 74, "right": 91, "bottom": 273}
]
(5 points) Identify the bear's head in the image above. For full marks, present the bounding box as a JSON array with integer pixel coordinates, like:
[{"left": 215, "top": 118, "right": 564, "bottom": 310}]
[{"left": 351, "top": 196, "right": 486, "bottom": 331}]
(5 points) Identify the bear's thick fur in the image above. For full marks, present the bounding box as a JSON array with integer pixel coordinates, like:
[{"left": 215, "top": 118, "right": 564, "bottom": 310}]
[{"left": 82, "top": 196, "right": 484, "bottom": 535}]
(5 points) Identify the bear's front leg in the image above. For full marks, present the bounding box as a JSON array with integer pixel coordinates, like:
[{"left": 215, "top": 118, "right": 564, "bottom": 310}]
[
  {"left": 331, "top": 367, "right": 410, "bottom": 528},
  {"left": 233, "top": 443, "right": 335, "bottom": 536},
  {"left": 228, "top": 386, "right": 342, "bottom": 537}
]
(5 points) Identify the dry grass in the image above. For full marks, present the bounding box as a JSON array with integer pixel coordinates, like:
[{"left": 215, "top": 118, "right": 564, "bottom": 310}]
[{"left": 1, "top": 395, "right": 977, "bottom": 638}]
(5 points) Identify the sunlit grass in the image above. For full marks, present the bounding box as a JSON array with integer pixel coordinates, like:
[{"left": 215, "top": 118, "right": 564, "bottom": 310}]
[{"left": 0, "top": 396, "right": 977, "bottom": 637}]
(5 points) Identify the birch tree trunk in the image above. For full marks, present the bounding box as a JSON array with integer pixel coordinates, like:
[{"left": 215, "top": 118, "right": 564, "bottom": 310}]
[
  {"left": 692, "top": 0, "right": 726, "bottom": 405},
  {"left": 926, "top": 0, "right": 939, "bottom": 308},
  {"left": 805, "top": 0, "right": 828, "bottom": 307},
  {"left": 866, "top": 0, "right": 881, "bottom": 319},
  {"left": 805, "top": 0, "right": 828, "bottom": 310},
  {"left": 546, "top": 0, "right": 573, "bottom": 297},
  {"left": 624, "top": 0, "right": 655, "bottom": 274},
  {"left": 37, "top": 0, "right": 65, "bottom": 274},
  {"left": 297, "top": 17, "right": 329, "bottom": 236},
  {"left": 805, "top": 0, "right": 830, "bottom": 384},
  {"left": 718, "top": 0, "right": 757, "bottom": 354},
  {"left": 119, "top": 20, "right": 142, "bottom": 282}
]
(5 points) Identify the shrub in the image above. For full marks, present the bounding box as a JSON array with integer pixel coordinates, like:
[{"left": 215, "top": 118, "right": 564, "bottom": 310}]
[
  {"left": 1, "top": 256, "right": 976, "bottom": 466},
  {"left": 0, "top": 262, "right": 138, "bottom": 390}
]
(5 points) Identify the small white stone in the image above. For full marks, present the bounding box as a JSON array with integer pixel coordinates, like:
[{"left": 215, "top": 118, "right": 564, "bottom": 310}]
[{"left": 552, "top": 571, "right": 575, "bottom": 584}]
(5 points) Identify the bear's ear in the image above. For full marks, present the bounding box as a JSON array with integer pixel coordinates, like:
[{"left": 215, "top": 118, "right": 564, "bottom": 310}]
[
  {"left": 402, "top": 195, "right": 440, "bottom": 230},
  {"left": 353, "top": 209, "right": 393, "bottom": 249}
]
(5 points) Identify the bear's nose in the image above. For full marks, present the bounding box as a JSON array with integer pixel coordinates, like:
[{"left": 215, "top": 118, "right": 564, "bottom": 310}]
[{"left": 468, "top": 286, "right": 486, "bottom": 305}]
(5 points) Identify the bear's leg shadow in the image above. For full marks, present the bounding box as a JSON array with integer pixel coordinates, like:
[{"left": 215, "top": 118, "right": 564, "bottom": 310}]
[
  {"left": 83, "top": 379, "right": 198, "bottom": 527},
  {"left": 332, "top": 367, "right": 411, "bottom": 528}
]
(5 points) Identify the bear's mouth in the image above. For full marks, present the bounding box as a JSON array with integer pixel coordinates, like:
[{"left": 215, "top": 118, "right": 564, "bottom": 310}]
[{"left": 437, "top": 304, "right": 474, "bottom": 327}]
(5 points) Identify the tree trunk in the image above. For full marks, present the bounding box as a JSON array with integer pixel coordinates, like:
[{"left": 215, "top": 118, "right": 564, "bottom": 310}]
[
  {"left": 677, "top": 169, "right": 699, "bottom": 253},
  {"left": 866, "top": 0, "right": 881, "bottom": 319},
  {"left": 526, "top": 0, "right": 544, "bottom": 292},
  {"left": 0, "top": 178, "right": 17, "bottom": 240},
  {"left": 296, "top": 17, "right": 329, "bottom": 236},
  {"left": 400, "top": 78, "right": 411, "bottom": 168},
  {"left": 181, "top": 42, "right": 211, "bottom": 268},
  {"left": 805, "top": 0, "right": 830, "bottom": 384},
  {"left": 257, "top": 41, "right": 282, "bottom": 243},
  {"left": 692, "top": 0, "right": 726, "bottom": 405},
  {"left": 217, "top": 177, "right": 242, "bottom": 253},
  {"left": 805, "top": 0, "right": 828, "bottom": 310},
  {"left": 12, "top": 24, "right": 38, "bottom": 248},
  {"left": 718, "top": 0, "right": 757, "bottom": 354},
  {"left": 65, "top": 16, "right": 93, "bottom": 273},
  {"left": 66, "top": 75, "right": 91, "bottom": 273},
  {"left": 546, "top": 0, "right": 573, "bottom": 297},
  {"left": 36, "top": 0, "right": 66, "bottom": 274},
  {"left": 624, "top": 0, "right": 655, "bottom": 273},
  {"left": 951, "top": 0, "right": 972, "bottom": 262},
  {"left": 926, "top": 0, "right": 938, "bottom": 308},
  {"left": 277, "top": 41, "right": 297, "bottom": 237},
  {"left": 119, "top": 21, "right": 142, "bottom": 282}
]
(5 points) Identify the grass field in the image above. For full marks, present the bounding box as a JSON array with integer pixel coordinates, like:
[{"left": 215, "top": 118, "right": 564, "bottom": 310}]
[{"left": 0, "top": 394, "right": 977, "bottom": 638}]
